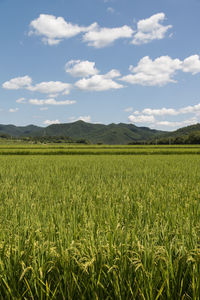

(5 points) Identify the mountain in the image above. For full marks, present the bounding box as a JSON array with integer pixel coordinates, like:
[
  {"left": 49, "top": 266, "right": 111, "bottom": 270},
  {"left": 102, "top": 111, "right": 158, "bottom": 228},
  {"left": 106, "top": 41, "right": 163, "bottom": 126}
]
[
  {"left": 151, "top": 123, "right": 200, "bottom": 144},
  {"left": 0, "top": 121, "right": 200, "bottom": 144},
  {"left": 0, "top": 124, "right": 42, "bottom": 137},
  {"left": 166, "top": 123, "right": 200, "bottom": 137},
  {"left": 0, "top": 121, "right": 165, "bottom": 144},
  {"left": 36, "top": 121, "right": 166, "bottom": 144}
]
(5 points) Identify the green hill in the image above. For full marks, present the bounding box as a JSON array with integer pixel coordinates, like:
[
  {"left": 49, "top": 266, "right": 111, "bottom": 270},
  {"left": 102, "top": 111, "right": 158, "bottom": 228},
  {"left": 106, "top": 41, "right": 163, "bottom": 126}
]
[
  {"left": 1, "top": 121, "right": 200, "bottom": 144},
  {"left": 150, "top": 124, "right": 200, "bottom": 144},
  {"left": 0, "top": 121, "right": 165, "bottom": 144},
  {"left": 0, "top": 124, "right": 42, "bottom": 137},
  {"left": 169, "top": 123, "right": 200, "bottom": 137},
  {"left": 40, "top": 121, "right": 165, "bottom": 144}
]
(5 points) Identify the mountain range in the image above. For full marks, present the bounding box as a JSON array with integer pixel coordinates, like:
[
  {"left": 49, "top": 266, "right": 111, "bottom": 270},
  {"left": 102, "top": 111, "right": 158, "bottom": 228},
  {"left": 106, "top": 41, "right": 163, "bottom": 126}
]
[{"left": 0, "top": 121, "right": 199, "bottom": 144}]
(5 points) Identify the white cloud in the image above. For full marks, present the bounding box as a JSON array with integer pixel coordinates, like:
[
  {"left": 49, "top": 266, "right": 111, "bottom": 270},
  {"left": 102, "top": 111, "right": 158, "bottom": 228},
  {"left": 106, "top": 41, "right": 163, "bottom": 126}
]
[
  {"left": 29, "top": 14, "right": 93, "bottom": 45},
  {"left": 3, "top": 77, "right": 72, "bottom": 96},
  {"left": 133, "top": 110, "right": 140, "bottom": 115},
  {"left": 155, "top": 118, "right": 197, "bottom": 127},
  {"left": 121, "top": 56, "right": 182, "bottom": 86},
  {"left": 75, "top": 69, "right": 123, "bottom": 91},
  {"left": 124, "top": 107, "right": 133, "bottom": 112},
  {"left": 69, "top": 115, "right": 92, "bottom": 123},
  {"left": 29, "top": 98, "right": 76, "bottom": 106},
  {"left": 129, "top": 113, "right": 197, "bottom": 128},
  {"left": 65, "top": 60, "right": 99, "bottom": 77},
  {"left": 142, "top": 107, "right": 178, "bottom": 116},
  {"left": 128, "top": 114, "right": 155, "bottom": 123},
  {"left": 182, "top": 55, "right": 200, "bottom": 74},
  {"left": 28, "top": 81, "right": 72, "bottom": 95},
  {"left": 29, "top": 14, "right": 133, "bottom": 48},
  {"left": 29, "top": 13, "right": 174, "bottom": 48},
  {"left": 105, "top": 69, "right": 121, "bottom": 78},
  {"left": 128, "top": 103, "right": 200, "bottom": 128},
  {"left": 179, "top": 103, "right": 200, "bottom": 114},
  {"left": 3, "top": 76, "right": 32, "bottom": 90},
  {"left": 43, "top": 119, "right": 60, "bottom": 125},
  {"left": 9, "top": 108, "right": 19, "bottom": 113},
  {"left": 78, "top": 115, "right": 91, "bottom": 122},
  {"left": 131, "top": 103, "right": 200, "bottom": 117},
  {"left": 121, "top": 54, "right": 200, "bottom": 87},
  {"left": 29, "top": 13, "right": 173, "bottom": 48},
  {"left": 16, "top": 97, "right": 26, "bottom": 103},
  {"left": 83, "top": 23, "right": 134, "bottom": 48},
  {"left": 132, "top": 13, "right": 172, "bottom": 45},
  {"left": 107, "top": 7, "right": 115, "bottom": 13}
]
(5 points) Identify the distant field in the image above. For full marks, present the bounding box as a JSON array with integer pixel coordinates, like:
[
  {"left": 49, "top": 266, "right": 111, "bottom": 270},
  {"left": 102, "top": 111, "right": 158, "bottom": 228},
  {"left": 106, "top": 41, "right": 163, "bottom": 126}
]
[
  {"left": 0, "top": 154, "right": 200, "bottom": 298},
  {"left": 0, "top": 144, "right": 199, "bottom": 155}
]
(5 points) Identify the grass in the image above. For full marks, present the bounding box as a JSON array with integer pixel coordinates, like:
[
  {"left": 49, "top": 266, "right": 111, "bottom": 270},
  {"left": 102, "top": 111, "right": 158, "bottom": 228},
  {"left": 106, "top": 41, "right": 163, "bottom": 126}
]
[{"left": 0, "top": 153, "right": 200, "bottom": 298}]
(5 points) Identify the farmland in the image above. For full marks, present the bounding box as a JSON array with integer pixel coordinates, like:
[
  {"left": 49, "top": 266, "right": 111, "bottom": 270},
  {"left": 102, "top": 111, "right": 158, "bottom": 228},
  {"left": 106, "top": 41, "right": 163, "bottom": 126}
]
[
  {"left": 0, "top": 143, "right": 200, "bottom": 155},
  {"left": 0, "top": 146, "right": 200, "bottom": 298}
]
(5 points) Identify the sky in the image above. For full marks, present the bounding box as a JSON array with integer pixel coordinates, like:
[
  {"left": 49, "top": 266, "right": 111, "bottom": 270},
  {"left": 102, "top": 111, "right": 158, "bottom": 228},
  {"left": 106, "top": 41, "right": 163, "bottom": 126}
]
[{"left": 1, "top": 0, "right": 200, "bottom": 130}]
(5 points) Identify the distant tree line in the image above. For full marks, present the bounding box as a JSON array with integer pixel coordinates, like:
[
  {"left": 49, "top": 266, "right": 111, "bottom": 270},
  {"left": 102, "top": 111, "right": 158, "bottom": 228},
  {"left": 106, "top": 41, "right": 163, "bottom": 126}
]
[
  {"left": 2, "top": 131, "right": 200, "bottom": 145},
  {"left": 129, "top": 131, "right": 200, "bottom": 145},
  {"left": 0, "top": 134, "right": 90, "bottom": 144},
  {"left": 0, "top": 133, "right": 10, "bottom": 139},
  {"left": 151, "top": 132, "right": 200, "bottom": 145},
  {"left": 21, "top": 136, "right": 91, "bottom": 144}
]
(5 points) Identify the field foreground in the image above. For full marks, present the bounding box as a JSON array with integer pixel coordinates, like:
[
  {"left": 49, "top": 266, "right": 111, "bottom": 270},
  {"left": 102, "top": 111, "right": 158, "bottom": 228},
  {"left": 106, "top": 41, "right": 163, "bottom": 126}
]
[{"left": 0, "top": 153, "right": 200, "bottom": 299}]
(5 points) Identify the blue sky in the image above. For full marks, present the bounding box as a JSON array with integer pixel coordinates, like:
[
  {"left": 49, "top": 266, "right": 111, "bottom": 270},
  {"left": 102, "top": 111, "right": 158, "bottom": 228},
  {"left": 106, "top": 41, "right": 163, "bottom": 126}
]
[{"left": 1, "top": 0, "right": 200, "bottom": 130}]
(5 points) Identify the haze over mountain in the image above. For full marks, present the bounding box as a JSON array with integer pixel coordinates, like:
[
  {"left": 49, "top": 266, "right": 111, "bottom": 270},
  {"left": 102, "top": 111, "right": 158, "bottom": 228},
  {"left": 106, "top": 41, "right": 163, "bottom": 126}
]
[{"left": 0, "top": 121, "right": 200, "bottom": 144}]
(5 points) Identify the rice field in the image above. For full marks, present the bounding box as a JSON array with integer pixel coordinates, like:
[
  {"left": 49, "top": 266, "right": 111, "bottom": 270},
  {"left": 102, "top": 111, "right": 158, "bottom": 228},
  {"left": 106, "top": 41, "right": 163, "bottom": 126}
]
[
  {"left": 0, "top": 144, "right": 199, "bottom": 155},
  {"left": 0, "top": 148, "right": 200, "bottom": 299}
]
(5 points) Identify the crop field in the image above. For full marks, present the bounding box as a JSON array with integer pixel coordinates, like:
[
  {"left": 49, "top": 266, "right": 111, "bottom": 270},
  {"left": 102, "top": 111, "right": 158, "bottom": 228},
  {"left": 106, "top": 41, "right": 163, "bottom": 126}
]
[
  {"left": 0, "top": 149, "right": 200, "bottom": 299},
  {"left": 0, "top": 144, "right": 199, "bottom": 155}
]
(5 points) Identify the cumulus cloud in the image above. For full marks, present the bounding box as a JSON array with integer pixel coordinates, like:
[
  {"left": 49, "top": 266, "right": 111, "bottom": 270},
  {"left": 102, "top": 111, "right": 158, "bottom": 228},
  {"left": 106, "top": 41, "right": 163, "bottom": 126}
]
[
  {"left": 29, "top": 98, "right": 76, "bottom": 106},
  {"left": 181, "top": 55, "right": 200, "bottom": 74},
  {"left": 9, "top": 108, "right": 19, "bottom": 113},
  {"left": 179, "top": 103, "right": 200, "bottom": 115},
  {"left": 75, "top": 69, "right": 123, "bottom": 91},
  {"left": 16, "top": 97, "right": 26, "bottom": 103},
  {"left": 155, "top": 118, "right": 197, "bottom": 127},
  {"left": 29, "top": 14, "right": 93, "bottom": 45},
  {"left": 29, "top": 14, "right": 133, "bottom": 48},
  {"left": 83, "top": 23, "right": 133, "bottom": 48},
  {"left": 120, "top": 54, "right": 200, "bottom": 87},
  {"left": 3, "top": 76, "right": 72, "bottom": 96},
  {"left": 129, "top": 113, "right": 197, "bottom": 128},
  {"left": 124, "top": 107, "right": 133, "bottom": 112},
  {"left": 121, "top": 56, "right": 182, "bottom": 86},
  {"left": 128, "top": 114, "right": 155, "bottom": 123},
  {"left": 128, "top": 103, "right": 200, "bottom": 128},
  {"left": 130, "top": 103, "right": 200, "bottom": 117},
  {"left": 65, "top": 60, "right": 99, "bottom": 77},
  {"left": 43, "top": 119, "right": 60, "bottom": 125},
  {"left": 3, "top": 76, "right": 32, "bottom": 90},
  {"left": 29, "top": 13, "right": 174, "bottom": 48},
  {"left": 132, "top": 13, "right": 172, "bottom": 45},
  {"left": 142, "top": 107, "right": 178, "bottom": 116},
  {"left": 28, "top": 81, "right": 72, "bottom": 95}
]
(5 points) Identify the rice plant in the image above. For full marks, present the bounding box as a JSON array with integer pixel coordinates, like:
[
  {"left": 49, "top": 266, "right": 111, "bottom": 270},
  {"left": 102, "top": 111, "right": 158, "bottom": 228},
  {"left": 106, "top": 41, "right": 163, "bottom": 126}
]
[{"left": 0, "top": 154, "right": 200, "bottom": 298}]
